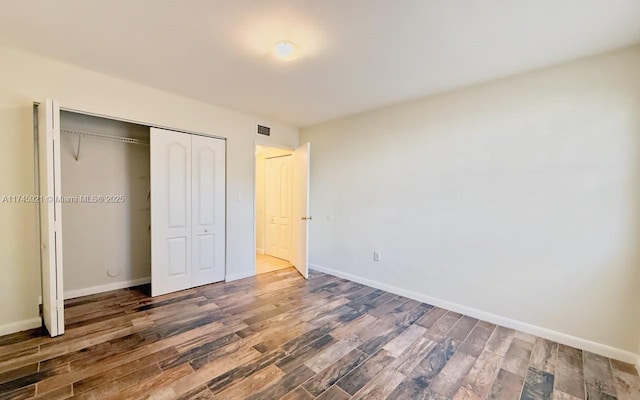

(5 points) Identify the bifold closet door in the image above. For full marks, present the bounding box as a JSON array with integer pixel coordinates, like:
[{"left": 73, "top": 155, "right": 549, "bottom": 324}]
[
  {"left": 38, "top": 98, "right": 65, "bottom": 336},
  {"left": 151, "top": 128, "right": 192, "bottom": 296},
  {"left": 191, "top": 135, "right": 225, "bottom": 287},
  {"left": 151, "top": 128, "right": 226, "bottom": 297}
]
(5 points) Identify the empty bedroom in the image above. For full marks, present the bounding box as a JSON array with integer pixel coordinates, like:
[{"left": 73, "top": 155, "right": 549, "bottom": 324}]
[{"left": 0, "top": 1, "right": 639, "bottom": 399}]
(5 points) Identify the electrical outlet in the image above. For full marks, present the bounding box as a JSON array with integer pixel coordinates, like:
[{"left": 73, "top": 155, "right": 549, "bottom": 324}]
[{"left": 373, "top": 251, "right": 381, "bottom": 261}]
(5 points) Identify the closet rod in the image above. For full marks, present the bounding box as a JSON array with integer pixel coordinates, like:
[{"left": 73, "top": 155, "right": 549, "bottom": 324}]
[{"left": 61, "top": 129, "right": 149, "bottom": 161}]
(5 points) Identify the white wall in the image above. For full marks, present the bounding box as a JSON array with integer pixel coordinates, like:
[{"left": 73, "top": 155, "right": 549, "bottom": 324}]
[
  {"left": 301, "top": 45, "right": 640, "bottom": 358},
  {"left": 256, "top": 154, "right": 265, "bottom": 255},
  {"left": 0, "top": 45, "right": 298, "bottom": 334},
  {"left": 60, "top": 112, "right": 151, "bottom": 296}
]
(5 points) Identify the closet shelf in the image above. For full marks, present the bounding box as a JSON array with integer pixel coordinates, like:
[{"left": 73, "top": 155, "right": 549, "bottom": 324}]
[
  {"left": 61, "top": 129, "right": 150, "bottom": 146},
  {"left": 61, "top": 129, "right": 149, "bottom": 161}
]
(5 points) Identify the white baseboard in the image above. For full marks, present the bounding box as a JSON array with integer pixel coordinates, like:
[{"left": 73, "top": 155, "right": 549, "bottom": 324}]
[
  {"left": 64, "top": 277, "right": 151, "bottom": 300},
  {"left": 310, "top": 263, "right": 639, "bottom": 365},
  {"left": 256, "top": 248, "right": 265, "bottom": 255},
  {"left": 226, "top": 270, "right": 255, "bottom": 282},
  {"left": 0, "top": 317, "right": 41, "bottom": 336}
]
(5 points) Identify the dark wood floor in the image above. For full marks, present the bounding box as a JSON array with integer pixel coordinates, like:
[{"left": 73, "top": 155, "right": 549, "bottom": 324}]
[{"left": 0, "top": 268, "right": 638, "bottom": 400}]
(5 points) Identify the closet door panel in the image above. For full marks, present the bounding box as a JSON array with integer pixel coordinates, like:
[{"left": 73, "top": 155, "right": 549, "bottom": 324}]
[
  {"left": 38, "top": 98, "right": 65, "bottom": 336},
  {"left": 197, "top": 148, "right": 215, "bottom": 225},
  {"left": 151, "top": 128, "right": 192, "bottom": 296},
  {"left": 196, "top": 234, "right": 215, "bottom": 270},
  {"left": 191, "top": 135, "right": 225, "bottom": 286},
  {"left": 168, "top": 143, "right": 188, "bottom": 228},
  {"left": 168, "top": 237, "right": 188, "bottom": 276}
]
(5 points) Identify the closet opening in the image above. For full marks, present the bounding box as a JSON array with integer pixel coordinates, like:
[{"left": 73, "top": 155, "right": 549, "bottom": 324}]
[
  {"left": 255, "top": 145, "right": 294, "bottom": 275},
  {"left": 60, "top": 111, "right": 151, "bottom": 299},
  {"left": 36, "top": 98, "right": 228, "bottom": 337}
]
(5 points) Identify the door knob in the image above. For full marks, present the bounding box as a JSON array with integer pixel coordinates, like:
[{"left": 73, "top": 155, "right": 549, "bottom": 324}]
[{"left": 301, "top": 216, "right": 313, "bottom": 221}]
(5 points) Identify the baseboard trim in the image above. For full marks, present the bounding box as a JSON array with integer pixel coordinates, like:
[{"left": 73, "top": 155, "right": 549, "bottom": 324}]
[
  {"left": 0, "top": 317, "right": 41, "bottom": 336},
  {"left": 225, "top": 270, "right": 255, "bottom": 282},
  {"left": 256, "top": 248, "right": 265, "bottom": 255},
  {"left": 64, "top": 277, "right": 151, "bottom": 300},
  {"left": 310, "top": 263, "right": 639, "bottom": 365}
]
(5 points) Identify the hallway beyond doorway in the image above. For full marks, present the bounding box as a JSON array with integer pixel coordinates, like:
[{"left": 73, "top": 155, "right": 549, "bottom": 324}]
[{"left": 256, "top": 253, "right": 291, "bottom": 274}]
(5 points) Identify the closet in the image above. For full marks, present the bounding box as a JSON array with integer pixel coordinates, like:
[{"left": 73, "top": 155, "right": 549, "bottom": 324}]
[{"left": 36, "top": 99, "right": 226, "bottom": 336}]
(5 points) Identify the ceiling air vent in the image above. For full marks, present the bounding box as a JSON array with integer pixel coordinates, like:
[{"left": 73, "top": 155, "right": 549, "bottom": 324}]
[{"left": 257, "top": 125, "right": 271, "bottom": 136}]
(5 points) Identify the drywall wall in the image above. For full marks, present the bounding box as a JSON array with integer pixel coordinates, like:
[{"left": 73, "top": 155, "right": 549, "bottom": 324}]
[
  {"left": 0, "top": 44, "right": 298, "bottom": 335},
  {"left": 301, "top": 45, "right": 640, "bottom": 357},
  {"left": 255, "top": 146, "right": 292, "bottom": 256},
  {"left": 60, "top": 111, "right": 150, "bottom": 296}
]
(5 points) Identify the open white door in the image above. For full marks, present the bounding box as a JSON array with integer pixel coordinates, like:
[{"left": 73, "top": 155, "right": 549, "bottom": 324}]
[
  {"left": 151, "top": 128, "right": 192, "bottom": 296},
  {"left": 292, "top": 143, "right": 310, "bottom": 279},
  {"left": 38, "top": 99, "right": 64, "bottom": 337}
]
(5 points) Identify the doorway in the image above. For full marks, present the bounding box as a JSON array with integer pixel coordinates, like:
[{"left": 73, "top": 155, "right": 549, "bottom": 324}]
[
  {"left": 254, "top": 142, "right": 311, "bottom": 278},
  {"left": 255, "top": 145, "right": 294, "bottom": 274}
]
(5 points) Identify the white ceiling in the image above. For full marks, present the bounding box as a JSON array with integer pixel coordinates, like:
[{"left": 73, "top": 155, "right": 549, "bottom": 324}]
[{"left": 1, "top": 0, "right": 639, "bottom": 127}]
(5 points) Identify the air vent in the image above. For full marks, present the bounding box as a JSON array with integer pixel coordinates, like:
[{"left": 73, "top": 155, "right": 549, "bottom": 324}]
[{"left": 257, "top": 125, "right": 271, "bottom": 136}]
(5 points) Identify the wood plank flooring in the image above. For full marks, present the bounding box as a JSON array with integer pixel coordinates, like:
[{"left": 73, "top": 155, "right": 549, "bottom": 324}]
[{"left": 0, "top": 268, "right": 638, "bottom": 399}]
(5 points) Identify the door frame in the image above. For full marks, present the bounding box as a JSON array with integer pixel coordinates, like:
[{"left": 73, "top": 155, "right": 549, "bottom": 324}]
[{"left": 253, "top": 143, "right": 294, "bottom": 276}]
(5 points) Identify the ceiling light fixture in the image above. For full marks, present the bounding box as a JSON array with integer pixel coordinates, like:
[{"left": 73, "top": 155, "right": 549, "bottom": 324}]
[{"left": 274, "top": 41, "right": 298, "bottom": 61}]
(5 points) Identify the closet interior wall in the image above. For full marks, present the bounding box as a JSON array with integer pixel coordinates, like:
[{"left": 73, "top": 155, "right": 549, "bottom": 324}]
[{"left": 60, "top": 111, "right": 150, "bottom": 298}]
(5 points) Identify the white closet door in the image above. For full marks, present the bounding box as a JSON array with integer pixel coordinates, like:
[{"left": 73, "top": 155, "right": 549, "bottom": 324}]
[
  {"left": 151, "top": 128, "right": 192, "bottom": 296},
  {"left": 38, "top": 99, "right": 65, "bottom": 336},
  {"left": 191, "top": 135, "right": 226, "bottom": 287}
]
